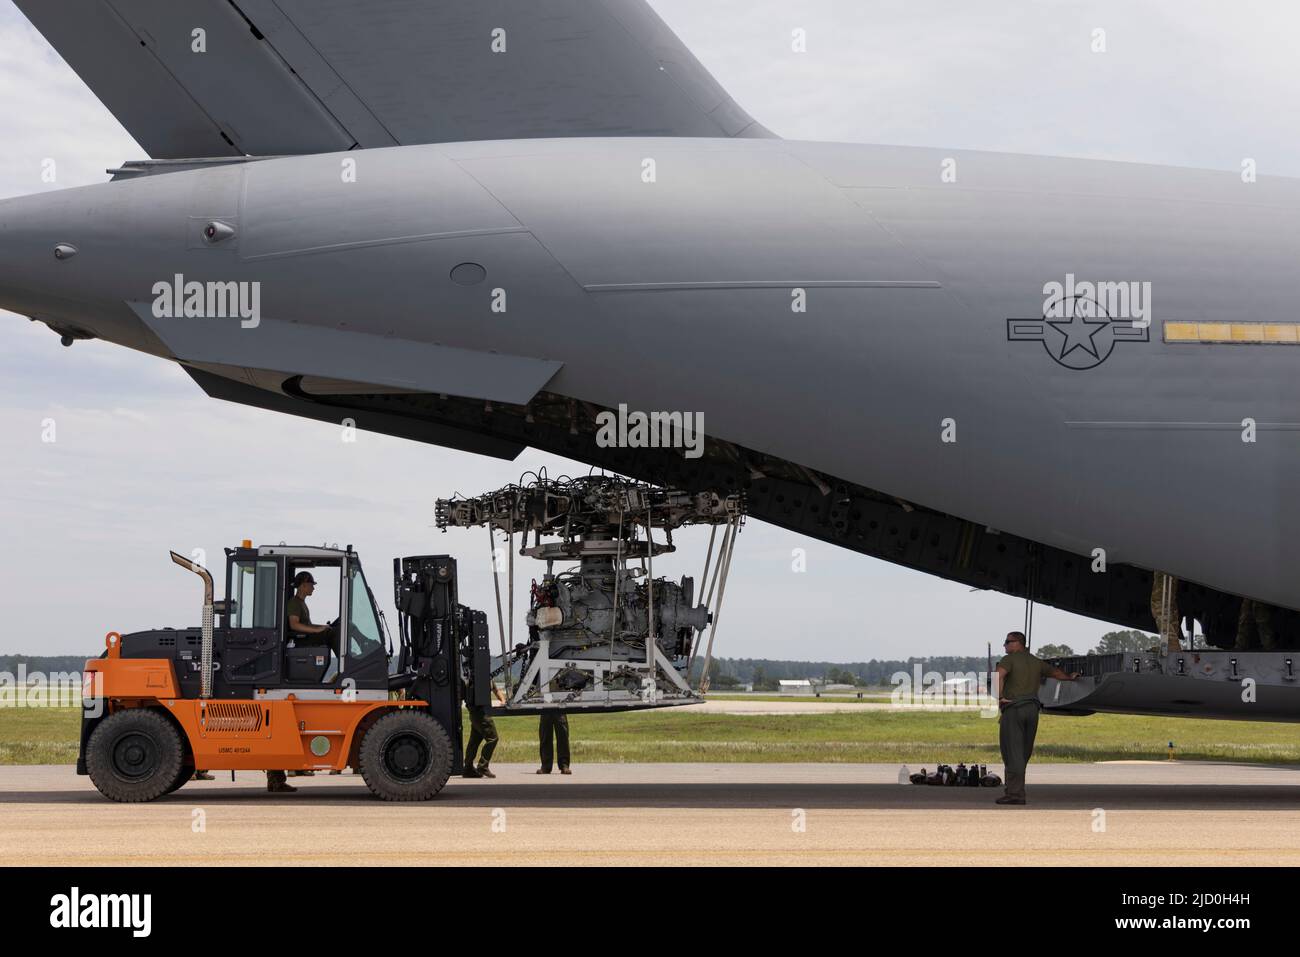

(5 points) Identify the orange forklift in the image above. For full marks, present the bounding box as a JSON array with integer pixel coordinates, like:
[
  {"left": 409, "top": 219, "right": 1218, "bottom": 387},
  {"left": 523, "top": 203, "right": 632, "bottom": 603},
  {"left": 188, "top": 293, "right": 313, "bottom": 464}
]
[{"left": 78, "top": 544, "right": 490, "bottom": 802}]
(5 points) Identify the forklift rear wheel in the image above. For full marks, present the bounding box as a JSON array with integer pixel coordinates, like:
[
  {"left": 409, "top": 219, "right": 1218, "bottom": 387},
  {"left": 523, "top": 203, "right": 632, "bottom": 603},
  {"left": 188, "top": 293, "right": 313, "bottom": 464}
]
[
  {"left": 86, "top": 709, "right": 186, "bottom": 803},
  {"left": 358, "top": 711, "right": 453, "bottom": 801}
]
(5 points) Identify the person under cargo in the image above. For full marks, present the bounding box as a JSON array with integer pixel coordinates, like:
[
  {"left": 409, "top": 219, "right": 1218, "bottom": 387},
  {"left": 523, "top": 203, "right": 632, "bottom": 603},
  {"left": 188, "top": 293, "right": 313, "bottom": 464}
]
[{"left": 994, "top": 631, "right": 1080, "bottom": 805}]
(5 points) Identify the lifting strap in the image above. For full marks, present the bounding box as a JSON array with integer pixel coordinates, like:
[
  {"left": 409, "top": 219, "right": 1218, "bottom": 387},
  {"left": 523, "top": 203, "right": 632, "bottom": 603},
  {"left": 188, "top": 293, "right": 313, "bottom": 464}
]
[
  {"left": 696, "top": 515, "right": 740, "bottom": 694},
  {"left": 488, "top": 525, "right": 510, "bottom": 698},
  {"left": 1022, "top": 546, "right": 1038, "bottom": 650}
]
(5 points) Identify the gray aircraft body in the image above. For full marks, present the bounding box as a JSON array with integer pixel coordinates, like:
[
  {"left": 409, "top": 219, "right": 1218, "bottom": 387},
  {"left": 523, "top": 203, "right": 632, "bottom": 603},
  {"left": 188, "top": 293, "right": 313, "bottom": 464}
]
[{"left": 4, "top": 0, "right": 1298, "bottom": 718}]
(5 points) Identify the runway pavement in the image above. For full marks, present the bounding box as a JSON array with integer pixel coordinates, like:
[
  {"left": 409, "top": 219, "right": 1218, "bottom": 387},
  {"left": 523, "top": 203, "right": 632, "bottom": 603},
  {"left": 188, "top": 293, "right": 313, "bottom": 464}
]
[{"left": 3, "top": 762, "right": 1300, "bottom": 866}]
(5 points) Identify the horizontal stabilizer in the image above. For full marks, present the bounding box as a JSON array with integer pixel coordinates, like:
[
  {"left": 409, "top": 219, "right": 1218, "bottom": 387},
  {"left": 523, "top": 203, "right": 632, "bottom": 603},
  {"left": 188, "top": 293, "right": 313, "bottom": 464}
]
[
  {"left": 16, "top": 0, "right": 771, "bottom": 159},
  {"left": 107, "top": 156, "right": 267, "bottom": 181}
]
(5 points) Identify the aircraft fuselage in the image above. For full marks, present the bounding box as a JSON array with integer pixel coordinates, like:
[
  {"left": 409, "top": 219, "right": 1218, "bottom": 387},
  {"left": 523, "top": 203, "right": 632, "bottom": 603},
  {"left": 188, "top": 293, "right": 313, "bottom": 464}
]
[{"left": 3, "top": 137, "right": 1297, "bottom": 633}]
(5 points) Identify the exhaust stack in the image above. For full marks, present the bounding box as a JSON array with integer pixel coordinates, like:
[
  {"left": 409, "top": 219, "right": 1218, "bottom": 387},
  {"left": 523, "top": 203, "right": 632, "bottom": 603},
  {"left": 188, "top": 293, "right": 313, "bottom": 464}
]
[{"left": 170, "top": 551, "right": 214, "bottom": 698}]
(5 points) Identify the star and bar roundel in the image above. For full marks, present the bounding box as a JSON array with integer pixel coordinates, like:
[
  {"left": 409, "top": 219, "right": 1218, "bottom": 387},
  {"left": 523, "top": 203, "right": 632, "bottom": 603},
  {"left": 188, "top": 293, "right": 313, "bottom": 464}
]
[{"left": 1007, "top": 294, "right": 1149, "bottom": 370}]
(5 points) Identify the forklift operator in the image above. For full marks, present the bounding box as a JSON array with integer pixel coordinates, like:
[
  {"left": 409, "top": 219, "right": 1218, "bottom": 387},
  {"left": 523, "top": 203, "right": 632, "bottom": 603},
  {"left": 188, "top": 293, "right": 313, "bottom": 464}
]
[{"left": 287, "top": 571, "right": 335, "bottom": 647}]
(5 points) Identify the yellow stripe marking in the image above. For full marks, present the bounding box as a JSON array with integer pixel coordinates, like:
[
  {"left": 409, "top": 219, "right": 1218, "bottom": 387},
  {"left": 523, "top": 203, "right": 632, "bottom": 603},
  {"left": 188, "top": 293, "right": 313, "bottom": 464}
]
[{"left": 1164, "top": 321, "right": 1300, "bottom": 345}]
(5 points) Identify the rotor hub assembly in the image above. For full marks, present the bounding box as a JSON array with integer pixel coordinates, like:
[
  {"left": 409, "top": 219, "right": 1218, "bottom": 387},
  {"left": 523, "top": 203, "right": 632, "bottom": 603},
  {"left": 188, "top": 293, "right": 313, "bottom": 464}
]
[{"left": 437, "top": 474, "right": 745, "bottom": 711}]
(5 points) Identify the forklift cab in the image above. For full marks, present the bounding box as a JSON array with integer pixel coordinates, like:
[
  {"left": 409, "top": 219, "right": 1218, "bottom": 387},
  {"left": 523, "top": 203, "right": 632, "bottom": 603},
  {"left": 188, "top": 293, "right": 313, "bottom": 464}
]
[{"left": 222, "top": 544, "right": 389, "bottom": 694}]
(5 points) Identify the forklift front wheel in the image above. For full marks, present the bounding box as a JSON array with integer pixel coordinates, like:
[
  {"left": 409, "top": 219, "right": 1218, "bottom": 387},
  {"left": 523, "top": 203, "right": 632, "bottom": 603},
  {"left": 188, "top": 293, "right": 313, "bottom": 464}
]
[
  {"left": 85, "top": 709, "right": 186, "bottom": 803},
  {"left": 164, "top": 760, "right": 196, "bottom": 795},
  {"left": 358, "top": 710, "right": 453, "bottom": 801}
]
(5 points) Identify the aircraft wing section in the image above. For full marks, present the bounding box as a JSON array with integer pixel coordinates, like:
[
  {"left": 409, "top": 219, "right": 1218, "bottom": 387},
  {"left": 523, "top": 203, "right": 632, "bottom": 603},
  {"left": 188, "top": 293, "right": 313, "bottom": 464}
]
[{"left": 15, "top": 0, "right": 770, "bottom": 160}]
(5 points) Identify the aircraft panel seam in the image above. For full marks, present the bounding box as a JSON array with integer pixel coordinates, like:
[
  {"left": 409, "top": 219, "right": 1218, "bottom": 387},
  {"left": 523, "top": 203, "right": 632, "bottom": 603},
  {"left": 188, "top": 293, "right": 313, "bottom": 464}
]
[{"left": 248, "top": 0, "right": 401, "bottom": 148}]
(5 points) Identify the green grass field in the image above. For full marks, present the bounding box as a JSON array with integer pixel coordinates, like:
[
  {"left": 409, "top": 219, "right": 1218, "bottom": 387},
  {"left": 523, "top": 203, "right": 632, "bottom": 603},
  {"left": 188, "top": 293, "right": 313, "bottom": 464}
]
[{"left": 2, "top": 705, "right": 1298, "bottom": 766}]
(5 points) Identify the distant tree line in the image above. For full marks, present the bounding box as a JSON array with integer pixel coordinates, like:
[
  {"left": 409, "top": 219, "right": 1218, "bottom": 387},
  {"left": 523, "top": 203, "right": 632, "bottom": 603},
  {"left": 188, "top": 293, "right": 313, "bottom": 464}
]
[
  {"left": 1035, "top": 630, "right": 1155, "bottom": 659},
  {"left": 690, "top": 630, "right": 1157, "bottom": 689},
  {"left": 0, "top": 655, "right": 88, "bottom": 675},
  {"left": 5, "top": 631, "right": 1155, "bottom": 688}
]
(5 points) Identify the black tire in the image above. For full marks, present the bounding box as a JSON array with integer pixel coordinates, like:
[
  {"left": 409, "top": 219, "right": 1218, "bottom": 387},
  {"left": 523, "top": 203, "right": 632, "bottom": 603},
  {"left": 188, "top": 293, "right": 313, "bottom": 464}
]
[
  {"left": 163, "top": 761, "right": 195, "bottom": 795},
  {"left": 358, "top": 710, "right": 453, "bottom": 801},
  {"left": 85, "top": 709, "right": 186, "bottom": 803}
]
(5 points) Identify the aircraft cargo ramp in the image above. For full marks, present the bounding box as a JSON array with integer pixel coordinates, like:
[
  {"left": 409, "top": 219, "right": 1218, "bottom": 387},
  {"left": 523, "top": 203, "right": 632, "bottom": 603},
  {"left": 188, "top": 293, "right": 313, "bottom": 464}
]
[{"left": 1041, "top": 649, "right": 1300, "bottom": 722}]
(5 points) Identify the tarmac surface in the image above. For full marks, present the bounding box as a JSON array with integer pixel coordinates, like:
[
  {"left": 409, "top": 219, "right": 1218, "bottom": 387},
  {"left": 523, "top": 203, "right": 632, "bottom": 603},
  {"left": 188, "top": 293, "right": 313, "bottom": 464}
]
[{"left": 4, "top": 761, "right": 1300, "bottom": 866}]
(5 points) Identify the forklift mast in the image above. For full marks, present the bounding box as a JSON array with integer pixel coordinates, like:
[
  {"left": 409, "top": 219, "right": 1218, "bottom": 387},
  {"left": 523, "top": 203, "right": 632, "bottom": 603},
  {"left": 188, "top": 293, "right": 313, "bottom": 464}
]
[{"left": 393, "top": 555, "right": 489, "bottom": 775}]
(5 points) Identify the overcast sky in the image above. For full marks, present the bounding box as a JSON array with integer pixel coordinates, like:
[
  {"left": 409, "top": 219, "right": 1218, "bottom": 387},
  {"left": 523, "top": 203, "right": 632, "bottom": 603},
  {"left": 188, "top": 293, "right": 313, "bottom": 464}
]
[{"left": 2, "top": 1, "right": 1297, "bottom": 660}]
